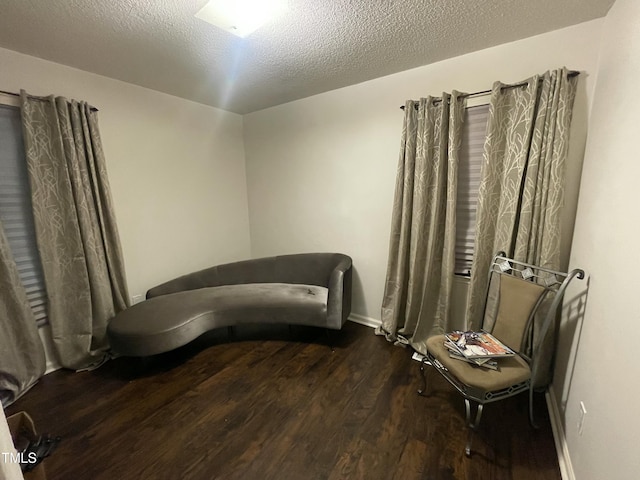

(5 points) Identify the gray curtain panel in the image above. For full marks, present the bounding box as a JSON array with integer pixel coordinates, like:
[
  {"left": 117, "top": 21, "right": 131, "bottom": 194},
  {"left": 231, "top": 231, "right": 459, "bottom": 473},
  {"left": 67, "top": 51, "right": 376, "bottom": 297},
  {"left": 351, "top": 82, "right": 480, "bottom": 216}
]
[
  {"left": 0, "top": 217, "right": 45, "bottom": 406},
  {"left": 465, "top": 68, "right": 578, "bottom": 387},
  {"left": 20, "top": 92, "right": 130, "bottom": 370},
  {"left": 379, "top": 93, "right": 465, "bottom": 354}
]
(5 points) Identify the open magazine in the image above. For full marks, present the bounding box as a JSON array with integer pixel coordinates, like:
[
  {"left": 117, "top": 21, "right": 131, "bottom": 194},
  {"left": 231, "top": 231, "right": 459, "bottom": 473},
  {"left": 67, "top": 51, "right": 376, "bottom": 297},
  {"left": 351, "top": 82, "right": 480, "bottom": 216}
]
[{"left": 444, "top": 331, "right": 516, "bottom": 360}]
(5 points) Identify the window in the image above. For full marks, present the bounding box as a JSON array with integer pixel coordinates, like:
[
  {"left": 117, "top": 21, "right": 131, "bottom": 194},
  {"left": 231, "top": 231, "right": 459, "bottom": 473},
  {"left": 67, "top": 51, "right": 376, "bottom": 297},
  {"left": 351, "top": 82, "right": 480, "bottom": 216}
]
[
  {"left": 0, "top": 102, "right": 49, "bottom": 326},
  {"left": 455, "top": 103, "right": 490, "bottom": 276}
]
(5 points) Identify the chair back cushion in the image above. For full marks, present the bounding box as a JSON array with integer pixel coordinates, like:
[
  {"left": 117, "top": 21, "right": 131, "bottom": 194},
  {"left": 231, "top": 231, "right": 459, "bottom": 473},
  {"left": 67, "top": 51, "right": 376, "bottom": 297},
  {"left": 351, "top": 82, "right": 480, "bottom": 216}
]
[{"left": 490, "top": 275, "right": 547, "bottom": 352}]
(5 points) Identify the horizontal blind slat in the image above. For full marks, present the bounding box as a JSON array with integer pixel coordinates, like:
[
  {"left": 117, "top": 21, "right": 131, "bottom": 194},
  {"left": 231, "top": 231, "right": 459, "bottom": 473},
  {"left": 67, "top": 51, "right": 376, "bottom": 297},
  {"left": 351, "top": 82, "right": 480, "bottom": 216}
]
[
  {"left": 0, "top": 104, "right": 49, "bottom": 327},
  {"left": 455, "top": 104, "right": 489, "bottom": 275}
]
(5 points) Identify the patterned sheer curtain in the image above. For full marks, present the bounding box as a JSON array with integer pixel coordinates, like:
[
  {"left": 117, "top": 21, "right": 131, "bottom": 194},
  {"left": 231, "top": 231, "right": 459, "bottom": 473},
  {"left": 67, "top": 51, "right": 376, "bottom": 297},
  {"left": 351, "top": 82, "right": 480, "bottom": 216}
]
[
  {"left": 0, "top": 219, "right": 45, "bottom": 406},
  {"left": 465, "top": 68, "right": 578, "bottom": 387},
  {"left": 20, "top": 92, "right": 130, "bottom": 370},
  {"left": 378, "top": 93, "right": 465, "bottom": 354}
]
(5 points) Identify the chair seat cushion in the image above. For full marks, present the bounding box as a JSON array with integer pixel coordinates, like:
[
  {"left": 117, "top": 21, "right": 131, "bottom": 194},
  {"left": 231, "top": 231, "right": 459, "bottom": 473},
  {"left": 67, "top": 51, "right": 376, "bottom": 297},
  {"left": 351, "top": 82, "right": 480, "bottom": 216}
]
[{"left": 426, "top": 335, "right": 531, "bottom": 395}]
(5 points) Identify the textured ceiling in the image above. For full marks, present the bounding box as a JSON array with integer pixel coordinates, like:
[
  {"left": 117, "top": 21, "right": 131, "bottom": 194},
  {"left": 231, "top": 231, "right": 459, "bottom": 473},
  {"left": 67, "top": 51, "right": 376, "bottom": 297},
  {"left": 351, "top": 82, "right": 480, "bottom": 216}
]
[{"left": 0, "top": 0, "right": 614, "bottom": 114}]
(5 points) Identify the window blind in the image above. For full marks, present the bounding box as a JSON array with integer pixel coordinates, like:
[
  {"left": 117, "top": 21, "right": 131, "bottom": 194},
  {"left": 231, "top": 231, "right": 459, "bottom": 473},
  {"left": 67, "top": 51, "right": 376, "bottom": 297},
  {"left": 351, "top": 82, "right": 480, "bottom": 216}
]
[
  {"left": 455, "top": 104, "right": 490, "bottom": 275},
  {"left": 0, "top": 104, "right": 49, "bottom": 327}
]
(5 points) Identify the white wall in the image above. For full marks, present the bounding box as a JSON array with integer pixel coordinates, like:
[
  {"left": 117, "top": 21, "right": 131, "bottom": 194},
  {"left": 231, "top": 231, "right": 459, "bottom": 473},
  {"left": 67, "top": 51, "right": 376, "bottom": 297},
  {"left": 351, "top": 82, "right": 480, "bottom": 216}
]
[
  {"left": 556, "top": 0, "right": 640, "bottom": 478},
  {"left": 0, "top": 47, "right": 251, "bottom": 298},
  {"left": 243, "top": 20, "right": 603, "bottom": 321}
]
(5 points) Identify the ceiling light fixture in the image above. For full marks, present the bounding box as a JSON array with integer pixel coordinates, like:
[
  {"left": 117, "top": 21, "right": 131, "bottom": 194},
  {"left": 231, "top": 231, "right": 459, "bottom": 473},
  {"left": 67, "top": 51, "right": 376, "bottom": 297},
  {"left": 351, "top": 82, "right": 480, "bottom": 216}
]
[{"left": 195, "top": 0, "right": 288, "bottom": 38}]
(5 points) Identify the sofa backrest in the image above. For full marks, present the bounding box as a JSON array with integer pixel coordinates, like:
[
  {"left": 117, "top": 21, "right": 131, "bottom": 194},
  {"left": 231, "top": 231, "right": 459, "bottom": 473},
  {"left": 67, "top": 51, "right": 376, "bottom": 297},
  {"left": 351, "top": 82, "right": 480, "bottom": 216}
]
[{"left": 147, "top": 253, "right": 351, "bottom": 299}]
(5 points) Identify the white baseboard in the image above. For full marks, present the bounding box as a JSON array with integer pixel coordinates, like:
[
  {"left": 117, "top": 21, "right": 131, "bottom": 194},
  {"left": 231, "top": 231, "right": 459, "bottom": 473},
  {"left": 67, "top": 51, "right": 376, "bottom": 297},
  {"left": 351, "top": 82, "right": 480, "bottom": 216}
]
[
  {"left": 546, "top": 387, "right": 575, "bottom": 480},
  {"left": 348, "top": 313, "right": 381, "bottom": 329}
]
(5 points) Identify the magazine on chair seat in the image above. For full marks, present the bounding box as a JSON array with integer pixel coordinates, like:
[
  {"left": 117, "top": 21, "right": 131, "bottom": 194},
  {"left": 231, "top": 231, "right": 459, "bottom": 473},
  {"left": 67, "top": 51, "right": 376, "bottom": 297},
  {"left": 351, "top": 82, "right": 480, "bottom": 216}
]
[
  {"left": 444, "top": 331, "right": 516, "bottom": 359},
  {"left": 444, "top": 343, "right": 500, "bottom": 370}
]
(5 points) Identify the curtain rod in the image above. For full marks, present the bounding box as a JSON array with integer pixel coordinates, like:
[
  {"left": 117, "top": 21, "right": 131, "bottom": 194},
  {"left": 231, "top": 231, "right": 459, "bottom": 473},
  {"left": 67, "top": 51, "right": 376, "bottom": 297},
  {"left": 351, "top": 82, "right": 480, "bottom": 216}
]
[
  {"left": 399, "top": 70, "right": 580, "bottom": 110},
  {"left": 0, "top": 89, "right": 99, "bottom": 112}
]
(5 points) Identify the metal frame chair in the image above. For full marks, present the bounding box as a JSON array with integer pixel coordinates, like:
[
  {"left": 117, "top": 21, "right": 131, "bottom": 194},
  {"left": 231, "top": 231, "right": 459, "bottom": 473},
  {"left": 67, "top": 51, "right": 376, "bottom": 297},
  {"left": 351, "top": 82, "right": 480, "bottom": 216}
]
[{"left": 418, "top": 252, "right": 585, "bottom": 456}]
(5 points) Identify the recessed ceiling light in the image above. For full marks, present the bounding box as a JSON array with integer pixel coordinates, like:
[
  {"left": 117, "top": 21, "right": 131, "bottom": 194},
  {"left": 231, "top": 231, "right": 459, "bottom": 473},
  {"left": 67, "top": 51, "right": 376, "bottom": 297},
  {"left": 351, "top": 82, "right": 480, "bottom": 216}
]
[{"left": 195, "top": 0, "right": 288, "bottom": 38}]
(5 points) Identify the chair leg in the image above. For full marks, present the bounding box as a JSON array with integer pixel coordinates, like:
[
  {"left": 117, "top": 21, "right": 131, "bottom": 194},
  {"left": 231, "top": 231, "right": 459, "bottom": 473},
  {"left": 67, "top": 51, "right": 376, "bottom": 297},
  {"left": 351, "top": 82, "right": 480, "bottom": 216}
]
[
  {"left": 418, "top": 358, "right": 430, "bottom": 396},
  {"left": 529, "top": 387, "right": 539, "bottom": 429},
  {"left": 464, "top": 398, "right": 484, "bottom": 457}
]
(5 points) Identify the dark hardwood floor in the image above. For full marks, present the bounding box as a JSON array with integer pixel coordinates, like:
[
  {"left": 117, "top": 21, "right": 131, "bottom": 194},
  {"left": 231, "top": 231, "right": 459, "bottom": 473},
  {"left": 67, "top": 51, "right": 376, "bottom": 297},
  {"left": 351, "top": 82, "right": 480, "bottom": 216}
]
[{"left": 6, "top": 322, "right": 561, "bottom": 480}]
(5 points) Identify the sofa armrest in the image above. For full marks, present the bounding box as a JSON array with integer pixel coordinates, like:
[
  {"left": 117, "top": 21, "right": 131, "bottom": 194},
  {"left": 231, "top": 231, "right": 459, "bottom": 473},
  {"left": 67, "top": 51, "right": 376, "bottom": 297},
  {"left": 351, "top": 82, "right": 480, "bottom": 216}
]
[{"left": 326, "top": 256, "right": 353, "bottom": 329}]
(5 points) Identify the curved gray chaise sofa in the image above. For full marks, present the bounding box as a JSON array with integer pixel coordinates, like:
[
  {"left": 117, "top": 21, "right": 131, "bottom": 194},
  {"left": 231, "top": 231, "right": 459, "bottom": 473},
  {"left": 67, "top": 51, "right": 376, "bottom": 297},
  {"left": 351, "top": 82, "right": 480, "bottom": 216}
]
[{"left": 107, "top": 253, "right": 352, "bottom": 357}]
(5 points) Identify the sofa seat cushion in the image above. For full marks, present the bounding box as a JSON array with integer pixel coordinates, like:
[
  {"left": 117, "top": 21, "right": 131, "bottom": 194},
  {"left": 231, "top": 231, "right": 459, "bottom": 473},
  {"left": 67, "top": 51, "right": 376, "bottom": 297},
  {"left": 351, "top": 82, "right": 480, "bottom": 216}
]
[{"left": 108, "top": 283, "right": 328, "bottom": 356}]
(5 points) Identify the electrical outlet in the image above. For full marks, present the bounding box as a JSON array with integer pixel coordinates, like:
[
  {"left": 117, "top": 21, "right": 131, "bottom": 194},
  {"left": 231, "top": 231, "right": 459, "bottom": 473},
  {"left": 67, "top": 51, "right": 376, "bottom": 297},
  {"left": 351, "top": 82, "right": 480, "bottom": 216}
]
[
  {"left": 131, "top": 294, "right": 144, "bottom": 305},
  {"left": 577, "top": 401, "right": 587, "bottom": 436}
]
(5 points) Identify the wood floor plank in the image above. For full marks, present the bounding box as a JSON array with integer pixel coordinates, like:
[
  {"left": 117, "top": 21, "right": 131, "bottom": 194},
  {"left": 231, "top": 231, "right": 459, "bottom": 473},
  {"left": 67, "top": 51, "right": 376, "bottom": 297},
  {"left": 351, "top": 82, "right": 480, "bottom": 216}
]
[
  {"left": 5, "top": 322, "right": 561, "bottom": 479},
  {"left": 392, "top": 438, "right": 432, "bottom": 480}
]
